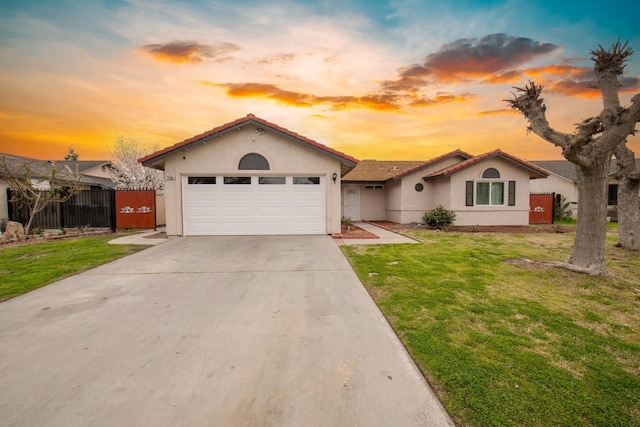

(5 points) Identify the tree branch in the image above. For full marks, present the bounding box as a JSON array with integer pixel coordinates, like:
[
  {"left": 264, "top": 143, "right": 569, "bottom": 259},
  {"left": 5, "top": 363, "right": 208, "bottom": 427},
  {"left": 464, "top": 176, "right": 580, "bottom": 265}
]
[{"left": 505, "top": 81, "right": 571, "bottom": 148}]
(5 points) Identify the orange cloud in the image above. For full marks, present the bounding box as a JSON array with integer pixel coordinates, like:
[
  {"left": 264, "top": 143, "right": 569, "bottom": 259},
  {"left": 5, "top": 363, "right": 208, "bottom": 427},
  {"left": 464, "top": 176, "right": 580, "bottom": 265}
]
[
  {"left": 410, "top": 92, "right": 476, "bottom": 107},
  {"left": 200, "top": 81, "right": 476, "bottom": 112},
  {"left": 477, "top": 109, "right": 518, "bottom": 116},
  {"left": 138, "top": 41, "right": 240, "bottom": 64}
]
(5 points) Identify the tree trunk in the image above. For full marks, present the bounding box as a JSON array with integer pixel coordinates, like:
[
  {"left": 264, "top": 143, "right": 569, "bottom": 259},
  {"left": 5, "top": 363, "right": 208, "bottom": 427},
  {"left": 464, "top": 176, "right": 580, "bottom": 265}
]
[
  {"left": 569, "top": 159, "right": 611, "bottom": 274},
  {"left": 614, "top": 145, "right": 640, "bottom": 249}
]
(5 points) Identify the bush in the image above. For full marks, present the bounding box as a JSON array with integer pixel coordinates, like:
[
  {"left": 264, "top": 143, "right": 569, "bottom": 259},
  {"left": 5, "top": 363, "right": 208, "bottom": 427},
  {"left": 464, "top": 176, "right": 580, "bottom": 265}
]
[{"left": 423, "top": 206, "right": 456, "bottom": 229}]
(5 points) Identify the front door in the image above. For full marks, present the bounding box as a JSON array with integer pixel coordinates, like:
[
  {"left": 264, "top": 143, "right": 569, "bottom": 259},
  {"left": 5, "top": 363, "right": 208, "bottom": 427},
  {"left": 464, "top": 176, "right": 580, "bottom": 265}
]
[{"left": 343, "top": 187, "right": 361, "bottom": 221}]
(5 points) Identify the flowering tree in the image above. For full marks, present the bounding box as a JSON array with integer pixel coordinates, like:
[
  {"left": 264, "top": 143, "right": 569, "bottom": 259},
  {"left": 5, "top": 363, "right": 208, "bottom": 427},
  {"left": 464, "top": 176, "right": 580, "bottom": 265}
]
[{"left": 109, "top": 136, "right": 164, "bottom": 191}]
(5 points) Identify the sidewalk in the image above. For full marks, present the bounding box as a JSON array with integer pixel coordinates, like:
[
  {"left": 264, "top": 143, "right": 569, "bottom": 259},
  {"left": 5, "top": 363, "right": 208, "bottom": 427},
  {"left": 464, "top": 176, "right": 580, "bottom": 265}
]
[
  {"left": 336, "top": 221, "right": 419, "bottom": 245},
  {"left": 107, "top": 227, "right": 172, "bottom": 246}
]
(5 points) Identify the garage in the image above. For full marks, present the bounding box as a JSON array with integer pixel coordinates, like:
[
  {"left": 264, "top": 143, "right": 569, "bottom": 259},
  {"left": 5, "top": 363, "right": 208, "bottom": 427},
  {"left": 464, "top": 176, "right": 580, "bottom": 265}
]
[
  {"left": 139, "top": 114, "right": 357, "bottom": 236},
  {"left": 183, "top": 175, "right": 326, "bottom": 235}
]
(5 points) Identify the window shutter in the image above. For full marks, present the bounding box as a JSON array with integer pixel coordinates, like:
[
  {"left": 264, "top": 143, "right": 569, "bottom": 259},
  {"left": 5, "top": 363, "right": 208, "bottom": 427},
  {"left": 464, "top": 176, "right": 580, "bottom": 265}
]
[
  {"left": 508, "top": 181, "right": 516, "bottom": 206},
  {"left": 465, "top": 181, "right": 474, "bottom": 206}
]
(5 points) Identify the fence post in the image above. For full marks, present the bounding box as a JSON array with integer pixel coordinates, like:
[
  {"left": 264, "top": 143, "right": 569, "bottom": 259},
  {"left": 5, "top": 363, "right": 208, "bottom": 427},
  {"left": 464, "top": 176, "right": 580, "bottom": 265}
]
[{"left": 110, "top": 189, "right": 116, "bottom": 232}]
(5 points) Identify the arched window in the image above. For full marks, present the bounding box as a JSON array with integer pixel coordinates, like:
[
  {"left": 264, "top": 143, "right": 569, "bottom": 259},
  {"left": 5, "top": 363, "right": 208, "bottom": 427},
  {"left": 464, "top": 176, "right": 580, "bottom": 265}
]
[
  {"left": 238, "top": 153, "right": 269, "bottom": 170},
  {"left": 482, "top": 168, "right": 500, "bottom": 179}
]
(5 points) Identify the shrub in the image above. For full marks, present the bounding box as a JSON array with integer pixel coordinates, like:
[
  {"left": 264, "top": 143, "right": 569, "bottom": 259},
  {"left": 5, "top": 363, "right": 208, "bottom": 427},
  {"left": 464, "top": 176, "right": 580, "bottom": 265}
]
[{"left": 423, "top": 206, "right": 456, "bottom": 230}]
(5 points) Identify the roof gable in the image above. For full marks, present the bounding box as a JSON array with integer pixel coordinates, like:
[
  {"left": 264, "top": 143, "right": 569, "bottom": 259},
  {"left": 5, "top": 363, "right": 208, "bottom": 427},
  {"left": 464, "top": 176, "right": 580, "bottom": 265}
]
[
  {"left": 423, "top": 149, "right": 549, "bottom": 181},
  {"left": 342, "top": 149, "right": 473, "bottom": 182},
  {"left": 139, "top": 114, "right": 359, "bottom": 173}
]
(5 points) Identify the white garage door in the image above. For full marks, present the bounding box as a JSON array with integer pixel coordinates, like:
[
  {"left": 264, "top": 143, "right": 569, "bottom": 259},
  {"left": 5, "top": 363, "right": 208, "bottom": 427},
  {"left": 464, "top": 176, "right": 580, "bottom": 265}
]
[{"left": 183, "top": 175, "right": 326, "bottom": 235}]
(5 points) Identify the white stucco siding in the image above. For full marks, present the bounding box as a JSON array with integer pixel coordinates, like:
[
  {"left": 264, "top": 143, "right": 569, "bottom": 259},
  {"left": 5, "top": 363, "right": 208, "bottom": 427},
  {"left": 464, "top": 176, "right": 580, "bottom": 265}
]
[
  {"left": 162, "top": 126, "right": 343, "bottom": 236},
  {"left": 385, "top": 180, "right": 402, "bottom": 223},
  {"left": 446, "top": 158, "right": 532, "bottom": 226}
]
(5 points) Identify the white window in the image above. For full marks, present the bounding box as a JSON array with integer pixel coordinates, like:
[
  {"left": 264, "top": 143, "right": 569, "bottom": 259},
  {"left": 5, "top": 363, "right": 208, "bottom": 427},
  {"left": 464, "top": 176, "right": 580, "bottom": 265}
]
[{"left": 476, "top": 182, "right": 504, "bottom": 205}]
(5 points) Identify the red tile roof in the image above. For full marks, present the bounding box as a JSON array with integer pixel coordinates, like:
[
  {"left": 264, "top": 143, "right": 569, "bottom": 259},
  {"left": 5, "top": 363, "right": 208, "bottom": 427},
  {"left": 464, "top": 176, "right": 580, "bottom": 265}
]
[
  {"left": 342, "top": 149, "right": 473, "bottom": 182},
  {"left": 423, "top": 149, "right": 549, "bottom": 180},
  {"left": 139, "top": 114, "right": 359, "bottom": 168}
]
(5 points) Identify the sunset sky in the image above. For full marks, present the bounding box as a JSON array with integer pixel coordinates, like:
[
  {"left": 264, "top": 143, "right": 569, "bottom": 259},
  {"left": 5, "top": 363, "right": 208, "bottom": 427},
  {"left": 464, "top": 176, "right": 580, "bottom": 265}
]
[{"left": 1, "top": 0, "right": 639, "bottom": 162}]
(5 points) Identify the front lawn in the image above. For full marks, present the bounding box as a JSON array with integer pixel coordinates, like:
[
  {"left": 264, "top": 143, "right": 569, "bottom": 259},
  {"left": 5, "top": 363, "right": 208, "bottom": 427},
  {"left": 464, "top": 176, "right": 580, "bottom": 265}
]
[
  {"left": 342, "top": 227, "right": 640, "bottom": 427},
  {"left": 0, "top": 236, "right": 146, "bottom": 302}
]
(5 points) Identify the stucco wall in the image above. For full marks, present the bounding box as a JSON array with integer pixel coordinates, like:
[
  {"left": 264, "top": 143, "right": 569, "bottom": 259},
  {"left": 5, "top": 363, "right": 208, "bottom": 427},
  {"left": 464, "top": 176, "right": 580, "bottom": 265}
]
[
  {"left": 161, "top": 125, "right": 343, "bottom": 236},
  {"left": 359, "top": 186, "right": 386, "bottom": 220},
  {"left": 529, "top": 174, "right": 578, "bottom": 218},
  {"left": 444, "top": 158, "right": 533, "bottom": 226},
  {"left": 385, "top": 180, "right": 402, "bottom": 223},
  {"left": 392, "top": 156, "right": 465, "bottom": 224}
]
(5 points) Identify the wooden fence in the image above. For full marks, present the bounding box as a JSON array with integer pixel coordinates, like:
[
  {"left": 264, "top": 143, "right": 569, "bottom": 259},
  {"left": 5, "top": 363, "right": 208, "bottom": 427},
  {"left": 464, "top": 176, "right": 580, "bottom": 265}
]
[{"left": 7, "top": 189, "right": 157, "bottom": 230}]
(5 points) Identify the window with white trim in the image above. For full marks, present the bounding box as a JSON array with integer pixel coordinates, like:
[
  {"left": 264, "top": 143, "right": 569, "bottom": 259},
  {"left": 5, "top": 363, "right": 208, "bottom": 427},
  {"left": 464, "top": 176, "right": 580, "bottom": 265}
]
[
  {"left": 476, "top": 182, "right": 504, "bottom": 205},
  {"left": 469, "top": 168, "right": 514, "bottom": 206}
]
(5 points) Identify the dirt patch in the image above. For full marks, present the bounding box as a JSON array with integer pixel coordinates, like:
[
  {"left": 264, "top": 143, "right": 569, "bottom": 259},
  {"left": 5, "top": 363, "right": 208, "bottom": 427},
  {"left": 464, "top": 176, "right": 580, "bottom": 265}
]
[
  {"left": 333, "top": 224, "right": 379, "bottom": 239},
  {"left": 367, "top": 221, "right": 575, "bottom": 234}
]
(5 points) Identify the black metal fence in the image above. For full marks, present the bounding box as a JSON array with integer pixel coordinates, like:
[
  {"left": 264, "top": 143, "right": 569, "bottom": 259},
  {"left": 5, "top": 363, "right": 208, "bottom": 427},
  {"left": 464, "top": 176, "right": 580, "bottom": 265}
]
[{"left": 7, "top": 189, "right": 116, "bottom": 230}]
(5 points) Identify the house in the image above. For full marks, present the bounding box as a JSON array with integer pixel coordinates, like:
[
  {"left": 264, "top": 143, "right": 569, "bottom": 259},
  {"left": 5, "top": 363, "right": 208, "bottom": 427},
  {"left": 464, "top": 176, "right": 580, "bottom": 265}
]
[
  {"left": 140, "top": 115, "right": 549, "bottom": 236},
  {"left": 343, "top": 149, "right": 549, "bottom": 226},
  {"left": 0, "top": 153, "right": 115, "bottom": 227},
  {"left": 140, "top": 114, "right": 358, "bottom": 236},
  {"left": 529, "top": 158, "right": 640, "bottom": 219}
]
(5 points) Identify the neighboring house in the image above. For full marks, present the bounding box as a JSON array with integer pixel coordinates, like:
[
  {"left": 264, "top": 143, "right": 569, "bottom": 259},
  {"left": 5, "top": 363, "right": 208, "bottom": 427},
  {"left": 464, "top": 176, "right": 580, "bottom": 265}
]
[
  {"left": 530, "top": 158, "right": 640, "bottom": 219},
  {"left": 0, "top": 153, "right": 115, "bottom": 226},
  {"left": 140, "top": 114, "right": 549, "bottom": 236},
  {"left": 343, "top": 149, "right": 549, "bottom": 226},
  {"left": 57, "top": 160, "right": 117, "bottom": 190}
]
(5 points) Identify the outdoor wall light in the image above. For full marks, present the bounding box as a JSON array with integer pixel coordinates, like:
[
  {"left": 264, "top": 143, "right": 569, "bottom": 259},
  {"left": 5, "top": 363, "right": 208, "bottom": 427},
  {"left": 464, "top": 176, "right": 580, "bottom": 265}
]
[{"left": 332, "top": 172, "right": 338, "bottom": 182}]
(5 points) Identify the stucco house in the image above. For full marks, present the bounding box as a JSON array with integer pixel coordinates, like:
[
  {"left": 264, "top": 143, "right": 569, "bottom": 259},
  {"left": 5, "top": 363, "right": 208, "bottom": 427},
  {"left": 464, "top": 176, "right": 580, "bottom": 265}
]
[
  {"left": 140, "top": 115, "right": 550, "bottom": 236},
  {"left": 140, "top": 114, "right": 358, "bottom": 236},
  {"left": 343, "top": 149, "right": 549, "bottom": 226},
  {"left": 529, "top": 159, "right": 640, "bottom": 219}
]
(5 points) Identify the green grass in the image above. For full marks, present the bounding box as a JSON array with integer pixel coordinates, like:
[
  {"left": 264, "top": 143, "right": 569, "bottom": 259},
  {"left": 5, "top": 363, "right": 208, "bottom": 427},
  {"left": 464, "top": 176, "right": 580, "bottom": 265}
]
[
  {"left": 342, "top": 227, "right": 640, "bottom": 427},
  {"left": 0, "top": 236, "right": 146, "bottom": 301}
]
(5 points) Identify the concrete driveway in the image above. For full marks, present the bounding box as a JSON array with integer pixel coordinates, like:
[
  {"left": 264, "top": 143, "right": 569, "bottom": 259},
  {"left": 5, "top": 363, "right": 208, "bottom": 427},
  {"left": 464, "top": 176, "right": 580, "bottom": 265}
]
[{"left": 0, "top": 235, "right": 453, "bottom": 427}]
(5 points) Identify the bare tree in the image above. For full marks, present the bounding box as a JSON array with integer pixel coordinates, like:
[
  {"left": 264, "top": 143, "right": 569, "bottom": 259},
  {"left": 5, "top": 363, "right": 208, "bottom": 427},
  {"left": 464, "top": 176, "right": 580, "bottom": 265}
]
[
  {"left": 613, "top": 144, "right": 640, "bottom": 249},
  {"left": 1, "top": 155, "right": 82, "bottom": 235},
  {"left": 507, "top": 40, "right": 640, "bottom": 275},
  {"left": 109, "top": 136, "right": 164, "bottom": 191}
]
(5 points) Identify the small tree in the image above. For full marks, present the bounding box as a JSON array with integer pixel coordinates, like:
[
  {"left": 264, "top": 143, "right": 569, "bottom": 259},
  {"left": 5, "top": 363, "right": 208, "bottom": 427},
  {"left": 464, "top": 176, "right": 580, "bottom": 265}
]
[
  {"left": 109, "top": 136, "right": 164, "bottom": 191},
  {"left": 1, "top": 156, "right": 82, "bottom": 235},
  {"left": 64, "top": 147, "right": 79, "bottom": 161},
  {"left": 423, "top": 205, "right": 456, "bottom": 229}
]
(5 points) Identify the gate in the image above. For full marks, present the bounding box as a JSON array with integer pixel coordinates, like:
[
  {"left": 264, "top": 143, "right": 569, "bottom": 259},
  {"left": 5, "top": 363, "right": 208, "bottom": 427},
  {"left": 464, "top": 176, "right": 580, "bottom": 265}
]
[
  {"left": 529, "top": 193, "right": 554, "bottom": 224},
  {"left": 115, "top": 190, "right": 156, "bottom": 229}
]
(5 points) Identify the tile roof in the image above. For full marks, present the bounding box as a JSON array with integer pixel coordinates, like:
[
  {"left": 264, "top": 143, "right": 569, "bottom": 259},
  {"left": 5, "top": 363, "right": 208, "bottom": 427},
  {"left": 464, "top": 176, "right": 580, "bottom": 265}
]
[
  {"left": 139, "top": 114, "right": 359, "bottom": 171},
  {"left": 342, "top": 160, "right": 425, "bottom": 181},
  {"left": 423, "top": 149, "right": 549, "bottom": 180},
  {"left": 342, "top": 149, "right": 473, "bottom": 182}
]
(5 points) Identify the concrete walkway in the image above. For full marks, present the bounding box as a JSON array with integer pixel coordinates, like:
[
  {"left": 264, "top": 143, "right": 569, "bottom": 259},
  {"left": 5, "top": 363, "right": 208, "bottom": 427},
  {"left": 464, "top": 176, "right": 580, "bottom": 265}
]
[
  {"left": 0, "top": 235, "right": 453, "bottom": 427},
  {"left": 107, "top": 227, "right": 172, "bottom": 246},
  {"left": 338, "top": 221, "right": 419, "bottom": 245}
]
